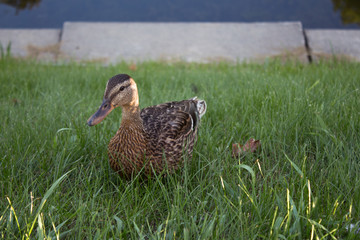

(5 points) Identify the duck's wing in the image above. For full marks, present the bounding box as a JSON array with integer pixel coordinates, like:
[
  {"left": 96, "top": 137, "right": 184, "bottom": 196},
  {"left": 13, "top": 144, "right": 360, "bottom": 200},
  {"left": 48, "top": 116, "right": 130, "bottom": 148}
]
[
  {"left": 140, "top": 100, "right": 199, "bottom": 143},
  {"left": 140, "top": 98, "right": 206, "bottom": 170}
]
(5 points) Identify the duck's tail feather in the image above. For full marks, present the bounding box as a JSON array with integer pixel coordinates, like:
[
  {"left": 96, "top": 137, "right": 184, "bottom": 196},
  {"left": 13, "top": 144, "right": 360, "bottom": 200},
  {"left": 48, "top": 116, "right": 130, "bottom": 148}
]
[{"left": 191, "top": 97, "right": 207, "bottom": 119}]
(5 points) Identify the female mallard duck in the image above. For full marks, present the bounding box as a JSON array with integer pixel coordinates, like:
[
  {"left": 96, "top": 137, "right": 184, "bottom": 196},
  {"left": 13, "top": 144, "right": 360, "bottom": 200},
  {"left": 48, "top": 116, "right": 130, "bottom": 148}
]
[{"left": 87, "top": 74, "right": 206, "bottom": 178}]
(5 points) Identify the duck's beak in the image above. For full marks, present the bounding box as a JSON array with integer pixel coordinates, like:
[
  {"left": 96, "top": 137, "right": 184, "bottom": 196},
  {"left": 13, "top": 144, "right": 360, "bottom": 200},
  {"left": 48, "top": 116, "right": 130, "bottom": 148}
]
[{"left": 87, "top": 99, "right": 114, "bottom": 126}]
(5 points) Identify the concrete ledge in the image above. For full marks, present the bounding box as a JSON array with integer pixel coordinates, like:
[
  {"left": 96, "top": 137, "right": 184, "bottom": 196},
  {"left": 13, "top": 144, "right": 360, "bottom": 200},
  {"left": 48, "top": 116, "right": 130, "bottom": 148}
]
[
  {"left": 1, "top": 23, "right": 360, "bottom": 63},
  {"left": 60, "top": 22, "right": 307, "bottom": 63},
  {"left": 306, "top": 30, "right": 360, "bottom": 61},
  {"left": 0, "top": 29, "right": 61, "bottom": 61}
]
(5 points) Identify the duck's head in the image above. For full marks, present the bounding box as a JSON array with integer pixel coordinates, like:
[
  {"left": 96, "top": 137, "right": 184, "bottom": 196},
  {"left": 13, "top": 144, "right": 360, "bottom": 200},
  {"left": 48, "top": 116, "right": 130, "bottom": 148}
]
[{"left": 87, "top": 74, "right": 139, "bottom": 126}]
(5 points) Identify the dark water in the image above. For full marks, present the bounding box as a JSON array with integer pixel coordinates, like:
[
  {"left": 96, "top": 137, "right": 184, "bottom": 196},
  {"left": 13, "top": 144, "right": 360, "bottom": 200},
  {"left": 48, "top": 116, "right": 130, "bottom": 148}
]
[{"left": 0, "top": 0, "right": 359, "bottom": 29}]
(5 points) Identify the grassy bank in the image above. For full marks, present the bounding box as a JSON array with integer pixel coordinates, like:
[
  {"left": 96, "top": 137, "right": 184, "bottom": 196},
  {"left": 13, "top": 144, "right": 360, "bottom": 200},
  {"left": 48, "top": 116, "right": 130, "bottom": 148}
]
[{"left": 1, "top": 58, "right": 360, "bottom": 239}]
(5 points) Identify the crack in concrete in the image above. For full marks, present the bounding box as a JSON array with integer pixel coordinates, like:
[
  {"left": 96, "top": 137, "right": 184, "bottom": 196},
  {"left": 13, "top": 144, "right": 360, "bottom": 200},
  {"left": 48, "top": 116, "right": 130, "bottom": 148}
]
[{"left": 302, "top": 29, "right": 313, "bottom": 63}]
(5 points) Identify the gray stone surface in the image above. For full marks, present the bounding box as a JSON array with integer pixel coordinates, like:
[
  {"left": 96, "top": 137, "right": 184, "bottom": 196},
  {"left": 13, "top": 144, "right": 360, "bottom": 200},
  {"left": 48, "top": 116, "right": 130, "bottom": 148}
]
[
  {"left": 0, "top": 29, "right": 61, "bottom": 60},
  {"left": 60, "top": 22, "right": 307, "bottom": 63},
  {"left": 306, "top": 30, "right": 360, "bottom": 61}
]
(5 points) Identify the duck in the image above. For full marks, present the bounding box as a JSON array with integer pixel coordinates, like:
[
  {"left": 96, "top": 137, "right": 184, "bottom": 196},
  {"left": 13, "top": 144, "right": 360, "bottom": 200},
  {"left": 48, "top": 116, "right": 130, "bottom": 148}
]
[{"left": 87, "top": 74, "right": 206, "bottom": 178}]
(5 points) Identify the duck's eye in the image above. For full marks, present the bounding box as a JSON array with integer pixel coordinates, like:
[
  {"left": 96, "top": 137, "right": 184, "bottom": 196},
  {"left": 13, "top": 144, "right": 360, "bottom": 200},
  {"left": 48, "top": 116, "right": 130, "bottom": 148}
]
[{"left": 120, "top": 86, "right": 125, "bottom": 91}]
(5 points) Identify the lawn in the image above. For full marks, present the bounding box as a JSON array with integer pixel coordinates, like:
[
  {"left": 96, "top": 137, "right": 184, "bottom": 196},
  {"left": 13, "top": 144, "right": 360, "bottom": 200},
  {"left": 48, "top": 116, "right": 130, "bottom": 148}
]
[{"left": 1, "top": 57, "right": 360, "bottom": 239}]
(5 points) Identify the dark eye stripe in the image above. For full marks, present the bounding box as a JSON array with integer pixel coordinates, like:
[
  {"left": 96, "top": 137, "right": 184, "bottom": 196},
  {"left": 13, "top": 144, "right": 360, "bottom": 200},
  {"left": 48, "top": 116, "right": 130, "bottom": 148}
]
[
  {"left": 109, "top": 84, "right": 131, "bottom": 100},
  {"left": 118, "top": 84, "right": 130, "bottom": 92}
]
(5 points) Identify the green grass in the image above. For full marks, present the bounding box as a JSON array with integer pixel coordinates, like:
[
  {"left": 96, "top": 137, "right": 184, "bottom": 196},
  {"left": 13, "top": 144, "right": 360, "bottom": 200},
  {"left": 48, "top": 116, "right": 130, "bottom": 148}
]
[{"left": 1, "top": 57, "right": 360, "bottom": 239}]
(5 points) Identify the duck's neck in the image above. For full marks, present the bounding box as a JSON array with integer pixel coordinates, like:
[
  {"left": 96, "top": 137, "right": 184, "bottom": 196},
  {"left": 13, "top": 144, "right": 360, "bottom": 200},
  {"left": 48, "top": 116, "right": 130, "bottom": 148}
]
[
  {"left": 120, "top": 105, "right": 143, "bottom": 128},
  {"left": 119, "top": 87, "right": 142, "bottom": 128}
]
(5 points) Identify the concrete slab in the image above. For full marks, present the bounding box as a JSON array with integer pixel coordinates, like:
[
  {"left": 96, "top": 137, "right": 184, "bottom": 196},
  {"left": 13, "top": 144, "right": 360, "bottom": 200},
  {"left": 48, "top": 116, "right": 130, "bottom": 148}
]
[
  {"left": 60, "top": 22, "right": 307, "bottom": 63},
  {"left": 306, "top": 30, "right": 360, "bottom": 61},
  {"left": 0, "top": 29, "right": 61, "bottom": 61}
]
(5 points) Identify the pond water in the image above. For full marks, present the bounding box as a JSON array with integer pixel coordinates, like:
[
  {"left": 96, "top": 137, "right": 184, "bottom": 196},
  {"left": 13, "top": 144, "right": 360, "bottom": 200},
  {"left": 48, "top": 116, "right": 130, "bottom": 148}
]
[{"left": 0, "top": 0, "right": 359, "bottom": 29}]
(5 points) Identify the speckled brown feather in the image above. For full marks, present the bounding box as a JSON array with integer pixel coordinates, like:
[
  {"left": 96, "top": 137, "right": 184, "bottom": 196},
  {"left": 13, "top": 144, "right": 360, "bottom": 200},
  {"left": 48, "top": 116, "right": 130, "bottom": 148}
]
[{"left": 108, "top": 99, "right": 203, "bottom": 178}]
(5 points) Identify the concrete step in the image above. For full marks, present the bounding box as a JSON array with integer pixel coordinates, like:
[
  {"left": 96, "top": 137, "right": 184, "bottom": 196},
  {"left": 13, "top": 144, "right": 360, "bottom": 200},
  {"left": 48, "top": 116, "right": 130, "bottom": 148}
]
[
  {"left": 0, "top": 29, "right": 61, "bottom": 61},
  {"left": 306, "top": 29, "right": 360, "bottom": 62},
  {"left": 59, "top": 22, "right": 307, "bottom": 63}
]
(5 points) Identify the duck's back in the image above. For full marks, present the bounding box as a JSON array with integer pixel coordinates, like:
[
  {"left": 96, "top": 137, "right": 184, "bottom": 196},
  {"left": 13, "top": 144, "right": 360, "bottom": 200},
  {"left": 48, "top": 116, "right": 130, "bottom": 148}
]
[{"left": 140, "top": 98, "right": 206, "bottom": 173}]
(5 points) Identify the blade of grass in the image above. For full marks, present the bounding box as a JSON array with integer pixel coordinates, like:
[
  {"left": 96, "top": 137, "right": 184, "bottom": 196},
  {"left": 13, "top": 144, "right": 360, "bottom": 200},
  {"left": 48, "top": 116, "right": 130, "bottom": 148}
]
[{"left": 27, "top": 170, "right": 73, "bottom": 237}]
